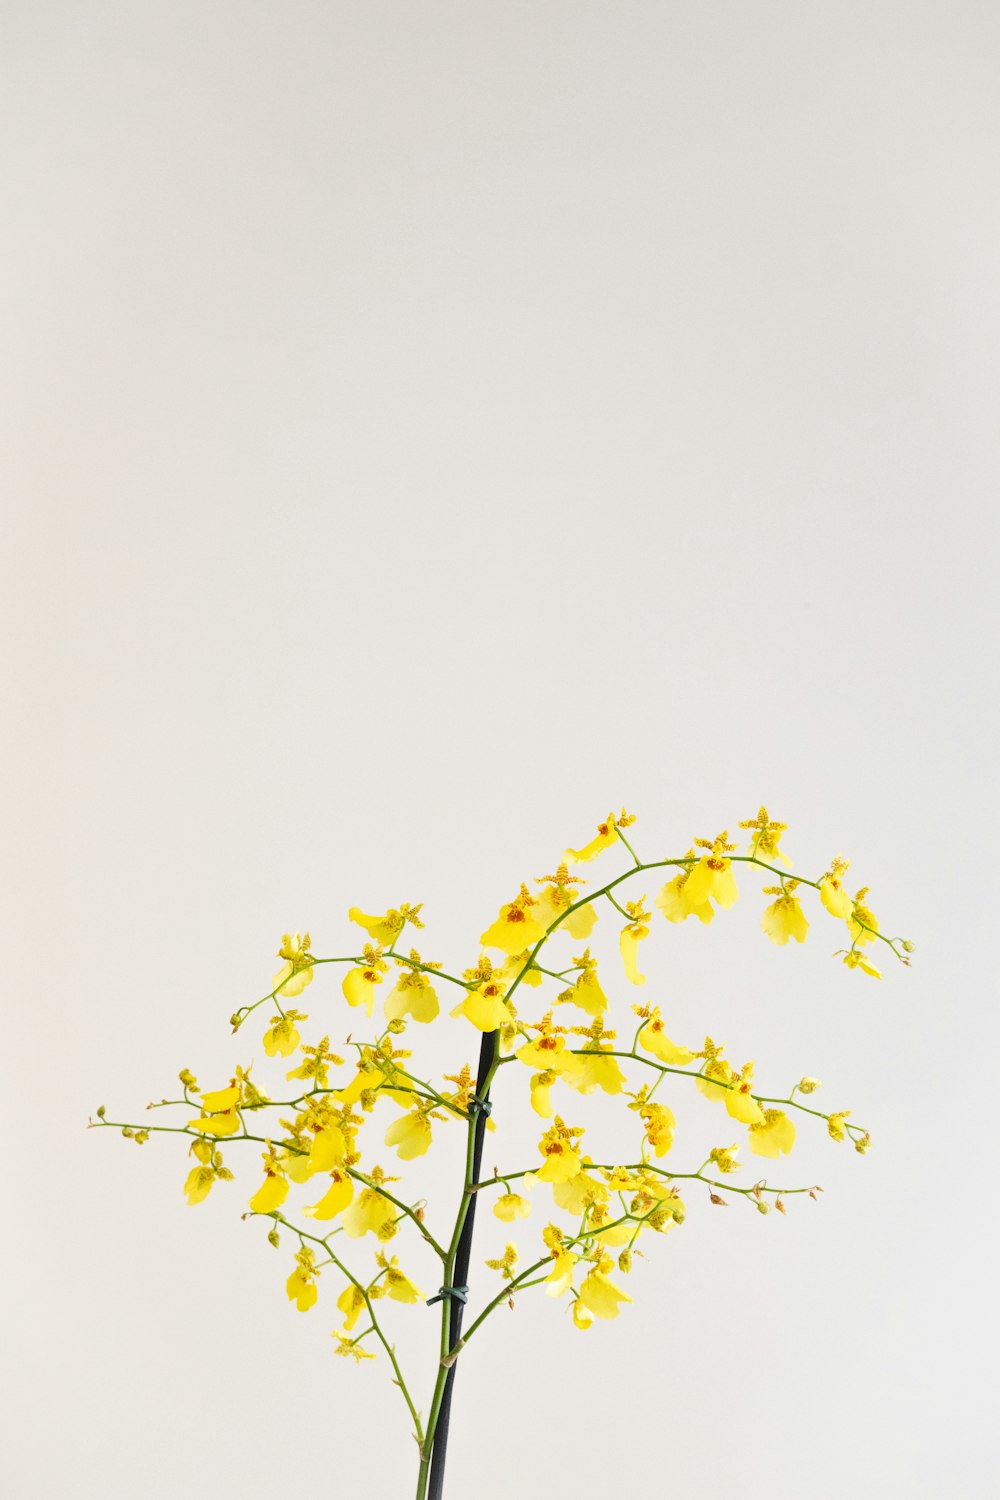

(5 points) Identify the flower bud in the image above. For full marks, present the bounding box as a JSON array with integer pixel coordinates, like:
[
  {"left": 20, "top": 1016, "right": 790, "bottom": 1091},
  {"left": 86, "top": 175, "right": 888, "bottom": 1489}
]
[
  {"left": 96, "top": 1105, "right": 106, "bottom": 1119},
  {"left": 797, "top": 1077, "right": 821, "bottom": 1094},
  {"left": 267, "top": 1227, "right": 280, "bottom": 1248},
  {"left": 755, "top": 1199, "right": 771, "bottom": 1215}
]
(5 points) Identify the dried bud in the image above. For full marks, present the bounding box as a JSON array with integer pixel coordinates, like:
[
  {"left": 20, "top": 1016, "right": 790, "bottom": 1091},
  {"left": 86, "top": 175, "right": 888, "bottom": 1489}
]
[
  {"left": 709, "top": 1193, "right": 728, "bottom": 1207},
  {"left": 775, "top": 1198, "right": 787, "bottom": 1215}
]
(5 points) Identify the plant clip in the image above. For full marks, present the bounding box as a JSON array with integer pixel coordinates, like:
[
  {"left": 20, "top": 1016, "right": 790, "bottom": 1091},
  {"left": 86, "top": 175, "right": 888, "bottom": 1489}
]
[
  {"left": 426, "top": 1283, "right": 470, "bottom": 1308},
  {"left": 468, "top": 1096, "right": 493, "bottom": 1119}
]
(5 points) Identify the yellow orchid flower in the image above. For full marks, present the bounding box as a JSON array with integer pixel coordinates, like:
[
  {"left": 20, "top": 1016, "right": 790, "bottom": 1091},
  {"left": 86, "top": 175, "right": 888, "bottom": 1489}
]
[
  {"left": 248, "top": 1145, "right": 289, "bottom": 1214},
  {"left": 739, "top": 806, "right": 788, "bottom": 863},
  {"left": 262, "top": 1009, "right": 307, "bottom": 1058},
  {"left": 637, "top": 1007, "right": 696, "bottom": 1065},
  {"left": 577, "top": 1256, "right": 633, "bottom": 1320},
  {"left": 273, "top": 931, "right": 314, "bottom": 998},
  {"left": 384, "top": 963, "right": 440, "bottom": 1024},
  {"left": 724, "top": 1063, "right": 764, "bottom": 1125},
  {"left": 819, "top": 857, "right": 853, "bottom": 918},
  {"left": 683, "top": 833, "right": 739, "bottom": 910},
  {"left": 304, "top": 1167, "right": 354, "bottom": 1221},
  {"left": 384, "top": 1110, "right": 433, "bottom": 1161},
  {"left": 544, "top": 1250, "right": 578, "bottom": 1297},
  {"left": 493, "top": 1191, "right": 531, "bottom": 1222},
  {"left": 748, "top": 1109, "right": 796, "bottom": 1158},
  {"left": 563, "top": 811, "right": 622, "bottom": 863},
  {"left": 761, "top": 883, "right": 809, "bottom": 946},
  {"left": 535, "top": 1118, "right": 584, "bottom": 1183},
  {"left": 337, "top": 1282, "right": 366, "bottom": 1331},
  {"left": 843, "top": 949, "right": 882, "bottom": 979},
  {"left": 480, "top": 885, "right": 547, "bottom": 956},
  {"left": 286, "top": 1248, "right": 319, "bottom": 1312},
  {"left": 654, "top": 860, "right": 715, "bottom": 925},
  {"left": 620, "top": 900, "right": 650, "bottom": 985},
  {"left": 342, "top": 946, "right": 389, "bottom": 1017}
]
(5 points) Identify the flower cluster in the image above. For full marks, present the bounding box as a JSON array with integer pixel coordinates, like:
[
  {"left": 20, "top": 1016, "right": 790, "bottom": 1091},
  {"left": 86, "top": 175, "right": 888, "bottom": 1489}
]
[{"left": 93, "top": 806, "right": 908, "bottom": 1494}]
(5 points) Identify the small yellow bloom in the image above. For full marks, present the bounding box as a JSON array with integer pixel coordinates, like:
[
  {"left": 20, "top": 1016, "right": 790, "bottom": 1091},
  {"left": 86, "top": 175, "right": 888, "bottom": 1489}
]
[
  {"left": 535, "top": 1118, "right": 584, "bottom": 1183},
  {"left": 709, "top": 1143, "right": 740, "bottom": 1174},
  {"left": 304, "top": 1167, "right": 354, "bottom": 1220},
  {"left": 578, "top": 1257, "right": 632, "bottom": 1320},
  {"left": 556, "top": 951, "right": 607, "bottom": 1017},
  {"left": 530, "top": 1070, "right": 556, "bottom": 1118},
  {"left": 683, "top": 833, "right": 739, "bottom": 910},
  {"left": 654, "top": 863, "right": 715, "bottom": 925},
  {"left": 748, "top": 1109, "right": 796, "bottom": 1159},
  {"left": 342, "top": 1177, "right": 397, "bottom": 1240},
  {"left": 494, "top": 1192, "right": 531, "bottom": 1222},
  {"left": 348, "top": 906, "right": 406, "bottom": 946},
  {"left": 262, "top": 1010, "right": 307, "bottom": 1058},
  {"left": 725, "top": 1064, "right": 764, "bottom": 1126},
  {"left": 564, "top": 1048, "right": 625, "bottom": 1097},
  {"left": 639, "top": 1102, "right": 676, "bottom": 1158},
  {"left": 384, "top": 967, "right": 440, "bottom": 1024},
  {"left": 379, "top": 1254, "right": 423, "bottom": 1304},
  {"left": 761, "top": 883, "right": 809, "bottom": 946},
  {"left": 309, "top": 1124, "right": 348, "bottom": 1170},
  {"left": 451, "top": 979, "right": 511, "bottom": 1033},
  {"left": 847, "top": 888, "right": 879, "bottom": 946},
  {"left": 248, "top": 1146, "right": 289, "bottom": 1214},
  {"left": 188, "top": 1083, "right": 241, "bottom": 1138},
  {"left": 843, "top": 950, "right": 882, "bottom": 979},
  {"left": 384, "top": 1110, "right": 433, "bottom": 1161},
  {"left": 620, "top": 904, "right": 650, "bottom": 986},
  {"left": 819, "top": 857, "right": 853, "bottom": 918},
  {"left": 572, "top": 1298, "right": 594, "bottom": 1330},
  {"left": 638, "top": 1008, "right": 696, "bottom": 1066},
  {"left": 827, "top": 1111, "right": 851, "bottom": 1142},
  {"left": 273, "top": 931, "right": 314, "bottom": 998},
  {"left": 480, "top": 885, "right": 547, "bottom": 956},
  {"left": 183, "top": 1165, "right": 216, "bottom": 1205},
  {"left": 533, "top": 866, "right": 598, "bottom": 939},
  {"left": 337, "top": 1282, "right": 367, "bottom": 1331},
  {"left": 695, "top": 1039, "right": 734, "bottom": 1103},
  {"left": 286, "top": 1248, "right": 319, "bottom": 1311},
  {"left": 563, "top": 812, "right": 625, "bottom": 864},
  {"left": 544, "top": 1250, "right": 578, "bottom": 1297},
  {"left": 551, "top": 1165, "right": 609, "bottom": 1216},
  {"left": 342, "top": 946, "right": 389, "bottom": 1017},
  {"left": 739, "top": 807, "right": 788, "bottom": 863}
]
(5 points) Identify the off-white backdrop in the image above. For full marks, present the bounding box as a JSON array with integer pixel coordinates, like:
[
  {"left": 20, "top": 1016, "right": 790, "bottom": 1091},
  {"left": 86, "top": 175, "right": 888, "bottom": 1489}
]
[{"left": 3, "top": 4, "right": 997, "bottom": 1497}]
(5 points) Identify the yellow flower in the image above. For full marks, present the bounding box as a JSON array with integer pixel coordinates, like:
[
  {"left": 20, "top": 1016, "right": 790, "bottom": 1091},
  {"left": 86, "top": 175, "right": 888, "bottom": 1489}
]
[
  {"left": 378, "top": 1253, "right": 423, "bottom": 1304},
  {"left": 847, "top": 888, "right": 879, "bottom": 946},
  {"left": 348, "top": 905, "right": 411, "bottom": 946},
  {"left": 248, "top": 1145, "right": 289, "bottom": 1214},
  {"left": 183, "top": 1164, "right": 216, "bottom": 1205},
  {"left": 739, "top": 806, "right": 788, "bottom": 863},
  {"left": 544, "top": 1250, "right": 578, "bottom": 1297},
  {"left": 564, "top": 1046, "right": 625, "bottom": 1097},
  {"left": 654, "top": 860, "right": 715, "bottom": 925},
  {"left": 331, "top": 1330, "right": 376, "bottom": 1362},
  {"left": 485, "top": 1243, "right": 520, "bottom": 1281},
  {"left": 843, "top": 950, "right": 882, "bottom": 979},
  {"left": 533, "top": 866, "right": 598, "bottom": 939},
  {"left": 695, "top": 1039, "right": 733, "bottom": 1102},
  {"left": 761, "top": 883, "right": 809, "bottom": 946},
  {"left": 639, "top": 1102, "right": 676, "bottom": 1158},
  {"left": 342, "top": 946, "right": 389, "bottom": 1017},
  {"left": 709, "top": 1143, "right": 740, "bottom": 1174},
  {"left": 827, "top": 1111, "right": 851, "bottom": 1142},
  {"left": 188, "top": 1082, "right": 241, "bottom": 1137},
  {"left": 725, "top": 1063, "right": 764, "bottom": 1125},
  {"left": 551, "top": 1164, "right": 609, "bottom": 1216},
  {"left": 262, "top": 1009, "right": 307, "bottom": 1058},
  {"left": 309, "top": 1123, "right": 348, "bottom": 1170},
  {"left": 304, "top": 1167, "right": 354, "bottom": 1220},
  {"left": 273, "top": 931, "right": 314, "bottom": 998},
  {"left": 342, "top": 1172, "right": 398, "bottom": 1239},
  {"left": 819, "top": 857, "right": 853, "bottom": 918},
  {"left": 384, "top": 964, "right": 440, "bottom": 1024},
  {"left": 530, "top": 1070, "right": 557, "bottom": 1118},
  {"left": 748, "top": 1109, "right": 796, "bottom": 1158},
  {"left": 556, "top": 951, "right": 607, "bottom": 1017},
  {"left": 637, "top": 1008, "right": 696, "bottom": 1065},
  {"left": 683, "top": 833, "right": 739, "bottom": 910},
  {"left": 572, "top": 1298, "right": 594, "bottom": 1330},
  {"left": 451, "top": 976, "right": 511, "bottom": 1032},
  {"left": 337, "top": 1283, "right": 367, "bottom": 1332},
  {"left": 620, "top": 902, "right": 650, "bottom": 985},
  {"left": 577, "top": 1256, "right": 632, "bottom": 1320},
  {"left": 516, "top": 1014, "right": 577, "bottom": 1075},
  {"left": 286, "top": 1248, "right": 319, "bottom": 1311},
  {"left": 480, "top": 884, "right": 547, "bottom": 956},
  {"left": 494, "top": 1192, "right": 531, "bottom": 1222},
  {"left": 535, "top": 1117, "right": 584, "bottom": 1183},
  {"left": 384, "top": 1110, "right": 433, "bottom": 1160},
  {"left": 563, "top": 811, "right": 631, "bottom": 864}
]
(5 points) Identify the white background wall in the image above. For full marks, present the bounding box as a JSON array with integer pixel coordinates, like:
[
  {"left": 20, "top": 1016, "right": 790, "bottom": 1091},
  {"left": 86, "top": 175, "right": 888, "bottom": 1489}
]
[{"left": 3, "top": 4, "right": 997, "bottom": 1496}]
